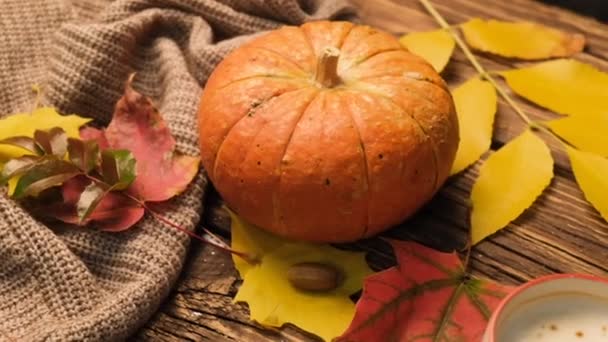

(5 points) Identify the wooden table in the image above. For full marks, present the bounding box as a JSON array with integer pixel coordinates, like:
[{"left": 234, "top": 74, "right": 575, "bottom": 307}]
[{"left": 136, "top": 0, "right": 608, "bottom": 340}]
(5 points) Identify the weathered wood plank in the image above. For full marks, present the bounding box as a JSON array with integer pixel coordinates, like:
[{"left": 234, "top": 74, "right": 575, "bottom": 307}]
[{"left": 138, "top": 1, "right": 608, "bottom": 340}]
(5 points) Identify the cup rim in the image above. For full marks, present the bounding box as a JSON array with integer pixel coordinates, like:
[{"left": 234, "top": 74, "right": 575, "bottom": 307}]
[{"left": 485, "top": 273, "right": 608, "bottom": 342}]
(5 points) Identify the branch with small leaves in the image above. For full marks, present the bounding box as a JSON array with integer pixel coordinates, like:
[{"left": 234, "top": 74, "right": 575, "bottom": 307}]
[
  {"left": 399, "top": 0, "right": 608, "bottom": 244},
  {"left": 0, "top": 76, "right": 255, "bottom": 262}
]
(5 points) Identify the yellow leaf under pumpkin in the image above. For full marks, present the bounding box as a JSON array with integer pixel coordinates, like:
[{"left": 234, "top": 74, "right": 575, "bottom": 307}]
[
  {"left": 399, "top": 29, "right": 455, "bottom": 72},
  {"left": 450, "top": 78, "right": 497, "bottom": 175},
  {"left": 566, "top": 147, "right": 608, "bottom": 222},
  {"left": 0, "top": 107, "right": 90, "bottom": 194},
  {"left": 547, "top": 114, "right": 608, "bottom": 157},
  {"left": 461, "top": 18, "right": 584, "bottom": 60},
  {"left": 500, "top": 59, "right": 608, "bottom": 118},
  {"left": 471, "top": 130, "right": 553, "bottom": 244},
  {"left": 229, "top": 211, "right": 372, "bottom": 342}
]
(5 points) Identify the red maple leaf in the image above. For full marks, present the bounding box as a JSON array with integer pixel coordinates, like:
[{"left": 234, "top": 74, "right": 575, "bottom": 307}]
[{"left": 337, "top": 241, "right": 514, "bottom": 342}]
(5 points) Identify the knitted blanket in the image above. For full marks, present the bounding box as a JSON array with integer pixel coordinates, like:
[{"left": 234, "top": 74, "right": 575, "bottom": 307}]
[{"left": 0, "top": 0, "right": 355, "bottom": 340}]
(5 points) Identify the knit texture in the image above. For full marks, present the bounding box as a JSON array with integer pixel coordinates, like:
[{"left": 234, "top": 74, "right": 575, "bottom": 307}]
[{"left": 0, "top": 1, "right": 355, "bottom": 340}]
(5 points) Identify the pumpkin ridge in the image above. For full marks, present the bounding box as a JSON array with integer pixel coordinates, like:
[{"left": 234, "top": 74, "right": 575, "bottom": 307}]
[
  {"left": 351, "top": 87, "right": 440, "bottom": 192},
  {"left": 217, "top": 75, "right": 306, "bottom": 90},
  {"left": 344, "top": 96, "right": 371, "bottom": 238},
  {"left": 274, "top": 91, "right": 321, "bottom": 236},
  {"left": 211, "top": 88, "right": 307, "bottom": 180},
  {"left": 298, "top": 26, "right": 317, "bottom": 59},
  {"left": 340, "top": 48, "right": 403, "bottom": 75},
  {"left": 248, "top": 46, "right": 309, "bottom": 73},
  {"left": 354, "top": 69, "right": 448, "bottom": 93},
  {"left": 336, "top": 23, "right": 356, "bottom": 52},
  {"left": 356, "top": 77, "right": 449, "bottom": 112}
]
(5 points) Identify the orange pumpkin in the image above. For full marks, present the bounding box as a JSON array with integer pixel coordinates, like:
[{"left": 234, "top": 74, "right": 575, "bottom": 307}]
[{"left": 197, "top": 21, "right": 458, "bottom": 242}]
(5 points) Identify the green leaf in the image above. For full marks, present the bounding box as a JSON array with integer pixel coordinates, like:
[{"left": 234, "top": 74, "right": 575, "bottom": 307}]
[
  {"left": 34, "top": 127, "right": 68, "bottom": 157},
  {"left": 100, "top": 150, "right": 136, "bottom": 190},
  {"left": 13, "top": 159, "right": 80, "bottom": 198},
  {"left": 67, "top": 138, "right": 100, "bottom": 173},
  {"left": 77, "top": 182, "right": 110, "bottom": 223},
  {"left": 0, "top": 155, "right": 40, "bottom": 185},
  {"left": 0, "top": 136, "right": 41, "bottom": 155}
]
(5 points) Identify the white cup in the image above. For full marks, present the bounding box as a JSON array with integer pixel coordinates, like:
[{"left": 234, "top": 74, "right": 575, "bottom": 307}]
[{"left": 483, "top": 274, "right": 608, "bottom": 342}]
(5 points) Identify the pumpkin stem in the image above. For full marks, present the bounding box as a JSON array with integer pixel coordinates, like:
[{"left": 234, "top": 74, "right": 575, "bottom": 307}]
[{"left": 314, "top": 47, "right": 341, "bottom": 88}]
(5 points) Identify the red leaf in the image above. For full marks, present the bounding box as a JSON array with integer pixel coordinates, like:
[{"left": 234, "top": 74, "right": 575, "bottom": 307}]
[
  {"left": 338, "top": 241, "right": 514, "bottom": 342},
  {"left": 80, "top": 127, "right": 109, "bottom": 149},
  {"left": 55, "top": 176, "right": 144, "bottom": 231},
  {"left": 100, "top": 75, "right": 199, "bottom": 201}
]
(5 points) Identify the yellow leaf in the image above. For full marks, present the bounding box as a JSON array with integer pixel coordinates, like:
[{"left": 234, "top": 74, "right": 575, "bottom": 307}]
[
  {"left": 547, "top": 114, "right": 608, "bottom": 157},
  {"left": 566, "top": 147, "right": 608, "bottom": 222},
  {"left": 461, "top": 18, "right": 584, "bottom": 59},
  {"left": 399, "top": 29, "right": 455, "bottom": 72},
  {"left": 450, "top": 78, "right": 497, "bottom": 175},
  {"left": 229, "top": 211, "right": 372, "bottom": 341},
  {"left": 0, "top": 107, "right": 90, "bottom": 194},
  {"left": 471, "top": 130, "right": 553, "bottom": 244},
  {"left": 0, "top": 107, "right": 90, "bottom": 162},
  {"left": 500, "top": 59, "right": 608, "bottom": 118}
]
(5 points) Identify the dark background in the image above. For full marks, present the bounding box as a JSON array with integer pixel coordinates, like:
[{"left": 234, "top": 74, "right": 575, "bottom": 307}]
[{"left": 541, "top": 0, "right": 608, "bottom": 21}]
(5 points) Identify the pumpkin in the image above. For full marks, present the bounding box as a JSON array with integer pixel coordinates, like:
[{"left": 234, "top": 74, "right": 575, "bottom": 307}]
[{"left": 197, "top": 21, "right": 458, "bottom": 242}]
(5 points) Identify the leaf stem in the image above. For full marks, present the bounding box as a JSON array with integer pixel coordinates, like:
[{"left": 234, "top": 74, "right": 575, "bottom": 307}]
[
  {"left": 418, "top": 0, "right": 532, "bottom": 126},
  {"left": 83, "top": 173, "right": 258, "bottom": 264}
]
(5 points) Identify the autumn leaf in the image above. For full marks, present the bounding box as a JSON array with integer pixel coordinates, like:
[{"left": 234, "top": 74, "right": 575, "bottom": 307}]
[
  {"left": 547, "top": 114, "right": 608, "bottom": 157},
  {"left": 229, "top": 211, "right": 372, "bottom": 341},
  {"left": 50, "top": 176, "right": 145, "bottom": 231},
  {"left": 461, "top": 18, "right": 584, "bottom": 59},
  {"left": 0, "top": 155, "right": 39, "bottom": 185},
  {"left": 12, "top": 158, "right": 81, "bottom": 199},
  {"left": 450, "top": 78, "right": 497, "bottom": 175},
  {"left": 338, "top": 240, "right": 514, "bottom": 341},
  {"left": 399, "top": 29, "right": 455, "bottom": 72},
  {"left": 500, "top": 59, "right": 608, "bottom": 118},
  {"left": 0, "top": 107, "right": 90, "bottom": 163},
  {"left": 471, "top": 130, "right": 553, "bottom": 244},
  {"left": 84, "top": 76, "right": 199, "bottom": 202},
  {"left": 566, "top": 147, "right": 608, "bottom": 221},
  {"left": 67, "top": 138, "right": 100, "bottom": 173}
]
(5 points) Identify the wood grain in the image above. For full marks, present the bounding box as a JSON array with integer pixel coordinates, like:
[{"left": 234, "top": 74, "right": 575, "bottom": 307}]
[{"left": 137, "top": 0, "right": 608, "bottom": 340}]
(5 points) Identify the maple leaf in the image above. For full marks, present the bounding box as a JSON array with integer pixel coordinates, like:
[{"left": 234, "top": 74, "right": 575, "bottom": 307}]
[
  {"left": 83, "top": 75, "right": 200, "bottom": 202},
  {"left": 461, "top": 18, "right": 584, "bottom": 60},
  {"left": 338, "top": 240, "right": 514, "bottom": 342},
  {"left": 229, "top": 210, "right": 372, "bottom": 342},
  {"left": 399, "top": 29, "right": 455, "bottom": 72}
]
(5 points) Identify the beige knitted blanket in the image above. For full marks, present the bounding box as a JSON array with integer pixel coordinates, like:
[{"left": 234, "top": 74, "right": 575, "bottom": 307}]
[{"left": 0, "top": 0, "right": 355, "bottom": 340}]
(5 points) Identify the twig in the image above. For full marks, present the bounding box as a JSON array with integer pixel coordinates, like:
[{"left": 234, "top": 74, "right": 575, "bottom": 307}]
[
  {"left": 84, "top": 174, "right": 258, "bottom": 264},
  {"left": 418, "top": 0, "right": 532, "bottom": 126},
  {"left": 418, "top": 0, "right": 584, "bottom": 151}
]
